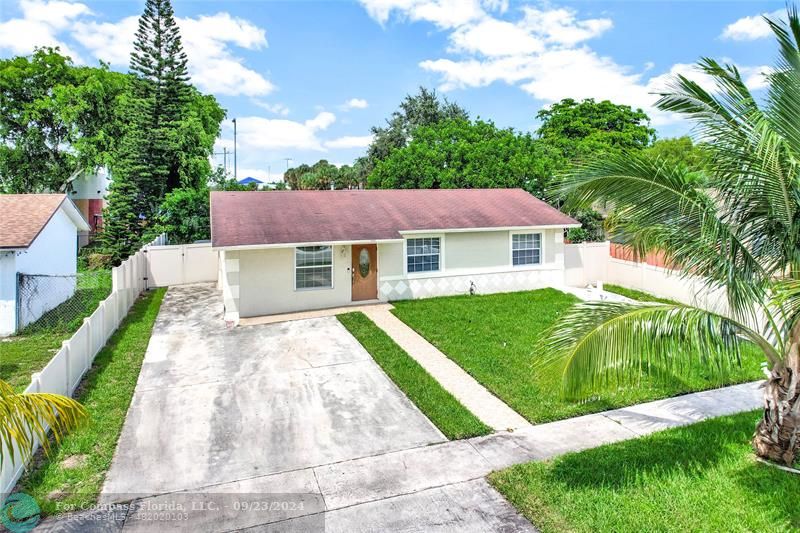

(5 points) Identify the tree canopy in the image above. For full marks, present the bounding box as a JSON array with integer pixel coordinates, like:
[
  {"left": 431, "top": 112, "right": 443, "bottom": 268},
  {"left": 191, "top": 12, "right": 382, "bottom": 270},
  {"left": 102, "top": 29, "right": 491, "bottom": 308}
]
[
  {"left": 367, "top": 118, "right": 561, "bottom": 197},
  {"left": 284, "top": 159, "right": 367, "bottom": 190},
  {"left": 0, "top": 49, "right": 128, "bottom": 193},
  {"left": 536, "top": 98, "right": 656, "bottom": 162},
  {"left": 365, "top": 86, "right": 468, "bottom": 170}
]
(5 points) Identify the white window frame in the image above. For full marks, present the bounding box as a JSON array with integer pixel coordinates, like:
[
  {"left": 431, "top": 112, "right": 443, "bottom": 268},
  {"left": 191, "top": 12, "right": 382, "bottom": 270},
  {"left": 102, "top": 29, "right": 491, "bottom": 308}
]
[
  {"left": 294, "top": 245, "right": 335, "bottom": 291},
  {"left": 403, "top": 234, "right": 444, "bottom": 276},
  {"left": 509, "top": 231, "right": 543, "bottom": 267}
]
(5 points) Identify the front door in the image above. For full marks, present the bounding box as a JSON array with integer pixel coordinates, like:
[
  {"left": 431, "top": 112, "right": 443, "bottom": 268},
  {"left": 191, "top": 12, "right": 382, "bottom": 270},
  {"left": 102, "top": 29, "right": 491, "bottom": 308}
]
[{"left": 351, "top": 244, "right": 378, "bottom": 301}]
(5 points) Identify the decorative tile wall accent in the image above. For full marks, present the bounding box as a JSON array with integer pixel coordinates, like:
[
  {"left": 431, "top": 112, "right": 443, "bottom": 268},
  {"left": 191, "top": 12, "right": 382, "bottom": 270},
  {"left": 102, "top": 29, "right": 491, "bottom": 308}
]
[{"left": 379, "top": 269, "right": 563, "bottom": 301}]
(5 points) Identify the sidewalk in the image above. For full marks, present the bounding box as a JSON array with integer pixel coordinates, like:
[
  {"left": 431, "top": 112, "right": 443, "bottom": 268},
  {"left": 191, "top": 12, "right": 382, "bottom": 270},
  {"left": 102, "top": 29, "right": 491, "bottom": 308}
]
[{"left": 35, "top": 381, "right": 762, "bottom": 532}]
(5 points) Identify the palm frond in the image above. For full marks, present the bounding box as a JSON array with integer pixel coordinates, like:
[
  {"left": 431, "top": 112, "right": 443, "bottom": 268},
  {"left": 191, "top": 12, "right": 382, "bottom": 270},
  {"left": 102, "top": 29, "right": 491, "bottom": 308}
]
[
  {"left": 537, "top": 301, "right": 777, "bottom": 401},
  {"left": 557, "top": 153, "right": 770, "bottom": 320},
  {"left": 0, "top": 379, "right": 88, "bottom": 469}
]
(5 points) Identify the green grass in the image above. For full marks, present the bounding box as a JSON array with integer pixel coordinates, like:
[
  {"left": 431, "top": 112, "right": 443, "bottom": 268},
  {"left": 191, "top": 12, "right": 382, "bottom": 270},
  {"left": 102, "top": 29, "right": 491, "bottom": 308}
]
[
  {"left": 391, "top": 289, "right": 764, "bottom": 423},
  {"left": 19, "top": 288, "right": 166, "bottom": 516},
  {"left": 490, "top": 411, "right": 800, "bottom": 533},
  {"left": 603, "top": 283, "right": 680, "bottom": 305},
  {"left": 1, "top": 270, "right": 112, "bottom": 393},
  {"left": 338, "top": 312, "right": 491, "bottom": 439}
]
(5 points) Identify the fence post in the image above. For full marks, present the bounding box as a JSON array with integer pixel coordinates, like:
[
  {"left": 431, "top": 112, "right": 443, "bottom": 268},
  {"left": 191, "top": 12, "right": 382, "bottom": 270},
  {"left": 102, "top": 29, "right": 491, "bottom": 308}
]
[
  {"left": 62, "top": 341, "right": 71, "bottom": 395},
  {"left": 83, "top": 317, "right": 93, "bottom": 367},
  {"left": 30, "top": 372, "right": 41, "bottom": 393}
]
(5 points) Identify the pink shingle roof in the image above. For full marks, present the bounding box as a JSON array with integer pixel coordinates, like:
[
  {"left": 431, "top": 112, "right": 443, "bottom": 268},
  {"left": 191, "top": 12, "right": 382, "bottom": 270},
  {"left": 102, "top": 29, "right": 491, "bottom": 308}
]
[{"left": 211, "top": 188, "right": 579, "bottom": 248}]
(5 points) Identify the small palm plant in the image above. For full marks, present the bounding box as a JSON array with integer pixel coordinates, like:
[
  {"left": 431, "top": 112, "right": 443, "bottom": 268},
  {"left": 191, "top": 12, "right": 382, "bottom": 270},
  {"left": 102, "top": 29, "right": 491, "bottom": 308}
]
[
  {"left": 542, "top": 8, "right": 800, "bottom": 467},
  {"left": 0, "top": 379, "right": 87, "bottom": 468}
]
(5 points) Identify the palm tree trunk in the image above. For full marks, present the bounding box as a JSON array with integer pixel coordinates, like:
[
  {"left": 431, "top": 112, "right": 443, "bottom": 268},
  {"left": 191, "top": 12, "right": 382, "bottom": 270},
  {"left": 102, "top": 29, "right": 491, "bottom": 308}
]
[{"left": 753, "top": 335, "right": 800, "bottom": 467}]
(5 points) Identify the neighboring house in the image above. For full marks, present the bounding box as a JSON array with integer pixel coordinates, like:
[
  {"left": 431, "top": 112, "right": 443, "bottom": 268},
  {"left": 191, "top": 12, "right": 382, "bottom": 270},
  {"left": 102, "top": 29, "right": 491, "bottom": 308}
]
[
  {"left": 0, "top": 194, "right": 90, "bottom": 335},
  {"left": 67, "top": 167, "right": 111, "bottom": 246},
  {"left": 238, "top": 177, "right": 264, "bottom": 188},
  {"left": 212, "top": 188, "right": 579, "bottom": 322}
]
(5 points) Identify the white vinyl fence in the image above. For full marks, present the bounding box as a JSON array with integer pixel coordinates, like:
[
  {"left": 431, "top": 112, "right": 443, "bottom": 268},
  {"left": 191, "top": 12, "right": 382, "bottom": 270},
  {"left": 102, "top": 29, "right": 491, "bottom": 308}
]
[
  {"left": 146, "top": 242, "right": 218, "bottom": 287},
  {"left": 565, "top": 241, "right": 728, "bottom": 313},
  {"left": 0, "top": 234, "right": 165, "bottom": 499}
]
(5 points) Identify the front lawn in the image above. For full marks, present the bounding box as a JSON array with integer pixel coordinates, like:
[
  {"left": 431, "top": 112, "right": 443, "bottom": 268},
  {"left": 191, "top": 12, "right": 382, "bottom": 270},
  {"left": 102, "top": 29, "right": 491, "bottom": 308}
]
[
  {"left": 603, "top": 283, "right": 680, "bottom": 305},
  {"left": 338, "top": 312, "right": 491, "bottom": 439},
  {"left": 490, "top": 411, "right": 800, "bottom": 532},
  {"left": 19, "top": 288, "right": 165, "bottom": 516},
  {"left": 391, "top": 289, "right": 764, "bottom": 423}
]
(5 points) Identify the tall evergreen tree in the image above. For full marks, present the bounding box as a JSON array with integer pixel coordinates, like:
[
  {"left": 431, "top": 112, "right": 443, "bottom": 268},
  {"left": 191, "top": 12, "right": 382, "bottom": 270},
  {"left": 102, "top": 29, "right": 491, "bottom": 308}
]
[
  {"left": 104, "top": 0, "right": 201, "bottom": 262},
  {"left": 129, "top": 0, "right": 191, "bottom": 196}
]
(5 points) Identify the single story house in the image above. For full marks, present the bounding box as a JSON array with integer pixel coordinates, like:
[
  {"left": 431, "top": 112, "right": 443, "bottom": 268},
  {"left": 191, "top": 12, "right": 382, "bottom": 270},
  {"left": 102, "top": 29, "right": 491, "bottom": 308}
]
[
  {"left": 0, "top": 194, "right": 90, "bottom": 335},
  {"left": 211, "top": 188, "right": 579, "bottom": 322}
]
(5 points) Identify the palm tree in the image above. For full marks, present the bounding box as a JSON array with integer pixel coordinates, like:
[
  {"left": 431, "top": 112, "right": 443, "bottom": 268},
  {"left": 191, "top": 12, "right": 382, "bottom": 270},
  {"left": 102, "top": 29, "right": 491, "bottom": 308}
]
[
  {"left": 0, "top": 379, "right": 87, "bottom": 468},
  {"left": 542, "top": 8, "right": 800, "bottom": 467}
]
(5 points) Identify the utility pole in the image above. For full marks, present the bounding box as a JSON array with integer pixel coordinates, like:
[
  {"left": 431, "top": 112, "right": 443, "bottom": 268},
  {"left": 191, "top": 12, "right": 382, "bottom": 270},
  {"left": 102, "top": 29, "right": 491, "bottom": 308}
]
[
  {"left": 267, "top": 164, "right": 271, "bottom": 182},
  {"left": 233, "top": 118, "right": 238, "bottom": 180},
  {"left": 223, "top": 147, "right": 227, "bottom": 175},
  {"left": 284, "top": 158, "right": 292, "bottom": 170}
]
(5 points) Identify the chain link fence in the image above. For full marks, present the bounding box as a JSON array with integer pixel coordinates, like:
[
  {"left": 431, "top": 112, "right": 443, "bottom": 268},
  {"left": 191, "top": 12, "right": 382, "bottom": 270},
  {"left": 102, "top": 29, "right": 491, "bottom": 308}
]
[{"left": 16, "top": 270, "right": 112, "bottom": 334}]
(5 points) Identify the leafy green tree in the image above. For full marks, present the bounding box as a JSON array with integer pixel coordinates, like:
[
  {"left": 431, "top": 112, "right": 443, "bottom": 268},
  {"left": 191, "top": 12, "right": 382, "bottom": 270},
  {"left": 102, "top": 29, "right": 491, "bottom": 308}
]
[
  {"left": 284, "top": 163, "right": 311, "bottom": 190},
  {"left": 368, "top": 118, "right": 561, "bottom": 197},
  {"left": 566, "top": 210, "right": 604, "bottom": 243},
  {"left": 366, "top": 87, "right": 468, "bottom": 170},
  {"left": 0, "top": 48, "right": 128, "bottom": 193},
  {"left": 536, "top": 98, "right": 656, "bottom": 162},
  {"left": 153, "top": 187, "right": 210, "bottom": 243},
  {"left": 541, "top": 9, "right": 800, "bottom": 466},
  {"left": 644, "top": 136, "right": 711, "bottom": 185}
]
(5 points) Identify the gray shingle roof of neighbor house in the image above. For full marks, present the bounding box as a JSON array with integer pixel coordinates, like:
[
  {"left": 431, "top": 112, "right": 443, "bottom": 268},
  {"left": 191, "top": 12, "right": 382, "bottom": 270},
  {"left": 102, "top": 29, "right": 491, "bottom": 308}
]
[
  {"left": 0, "top": 194, "right": 89, "bottom": 249},
  {"left": 211, "top": 188, "right": 580, "bottom": 249}
]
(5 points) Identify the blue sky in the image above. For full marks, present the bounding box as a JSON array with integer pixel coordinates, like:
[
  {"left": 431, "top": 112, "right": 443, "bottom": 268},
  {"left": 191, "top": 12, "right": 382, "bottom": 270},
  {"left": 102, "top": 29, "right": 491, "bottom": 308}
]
[{"left": 0, "top": 0, "right": 784, "bottom": 180}]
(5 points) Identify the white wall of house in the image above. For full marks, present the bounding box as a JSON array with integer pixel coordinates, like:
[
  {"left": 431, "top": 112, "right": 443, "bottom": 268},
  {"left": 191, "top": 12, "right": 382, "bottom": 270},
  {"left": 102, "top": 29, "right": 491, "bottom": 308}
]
[
  {"left": 235, "top": 245, "right": 353, "bottom": 318},
  {"left": 219, "top": 227, "right": 569, "bottom": 319},
  {"left": 3, "top": 209, "right": 79, "bottom": 334},
  {"left": 69, "top": 168, "right": 110, "bottom": 200},
  {"left": 378, "top": 228, "right": 565, "bottom": 300}
]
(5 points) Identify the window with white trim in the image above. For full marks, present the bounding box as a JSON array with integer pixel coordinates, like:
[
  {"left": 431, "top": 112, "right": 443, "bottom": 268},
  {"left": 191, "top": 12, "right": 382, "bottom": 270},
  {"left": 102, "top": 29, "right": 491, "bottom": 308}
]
[
  {"left": 406, "top": 237, "right": 440, "bottom": 273},
  {"left": 512, "top": 233, "right": 541, "bottom": 266},
  {"left": 295, "top": 246, "right": 333, "bottom": 289}
]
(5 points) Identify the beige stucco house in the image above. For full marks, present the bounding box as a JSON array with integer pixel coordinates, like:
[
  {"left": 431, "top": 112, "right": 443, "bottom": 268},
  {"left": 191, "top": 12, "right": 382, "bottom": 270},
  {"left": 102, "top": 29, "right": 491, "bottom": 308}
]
[{"left": 211, "top": 189, "right": 580, "bottom": 322}]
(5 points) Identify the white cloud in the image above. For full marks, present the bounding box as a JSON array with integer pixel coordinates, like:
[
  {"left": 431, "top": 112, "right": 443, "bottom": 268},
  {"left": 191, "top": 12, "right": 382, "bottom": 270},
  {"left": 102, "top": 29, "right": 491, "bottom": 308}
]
[
  {"left": 449, "top": 18, "right": 543, "bottom": 57},
  {"left": 232, "top": 112, "right": 337, "bottom": 152},
  {"left": 71, "top": 16, "right": 137, "bottom": 65},
  {"left": 721, "top": 11, "right": 780, "bottom": 41},
  {"left": 236, "top": 167, "right": 285, "bottom": 182},
  {"left": 0, "top": 2, "right": 275, "bottom": 97},
  {"left": 359, "top": 0, "right": 499, "bottom": 29},
  {"left": 20, "top": 0, "right": 91, "bottom": 29},
  {"left": 324, "top": 135, "right": 374, "bottom": 149},
  {"left": 519, "top": 7, "right": 612, "bottom": 46},
  {"left": 72, "top": 11, "right": 273, "bottom": 97},
  {"left": 0, "top": 0, "right": 90, "bottom": 60},
  {"left": 343, "top": 98, "right": 369, "bottom": 109},
  {"left": 382, "top": 3, "right": 771, "bottom": 127},
  {"left": 253, "top": 101, "right": 290, "bottom": 116}
]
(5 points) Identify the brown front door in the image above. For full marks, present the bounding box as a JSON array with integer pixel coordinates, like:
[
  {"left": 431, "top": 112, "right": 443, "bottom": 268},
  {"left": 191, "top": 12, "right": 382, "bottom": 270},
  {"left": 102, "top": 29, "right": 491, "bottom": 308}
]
[{"left": 351, "top": 244, "right": 378, "bottom": 301}]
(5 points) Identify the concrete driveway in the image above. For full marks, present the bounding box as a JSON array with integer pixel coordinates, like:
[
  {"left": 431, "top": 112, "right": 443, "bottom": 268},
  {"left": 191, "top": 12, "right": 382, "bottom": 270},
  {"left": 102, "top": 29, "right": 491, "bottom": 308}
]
[{"left": 102, "top": 284, "right": 446, "bottom": 498}]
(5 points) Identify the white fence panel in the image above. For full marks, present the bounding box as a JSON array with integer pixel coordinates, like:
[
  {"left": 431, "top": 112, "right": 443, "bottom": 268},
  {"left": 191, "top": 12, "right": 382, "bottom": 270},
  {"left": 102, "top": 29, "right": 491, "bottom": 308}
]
[
  {"left": 565, "top": 242, "right": 610, "bottom": 287},
  {"left": 147, "top": 243, "right": 218, "bottom": 287}
]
